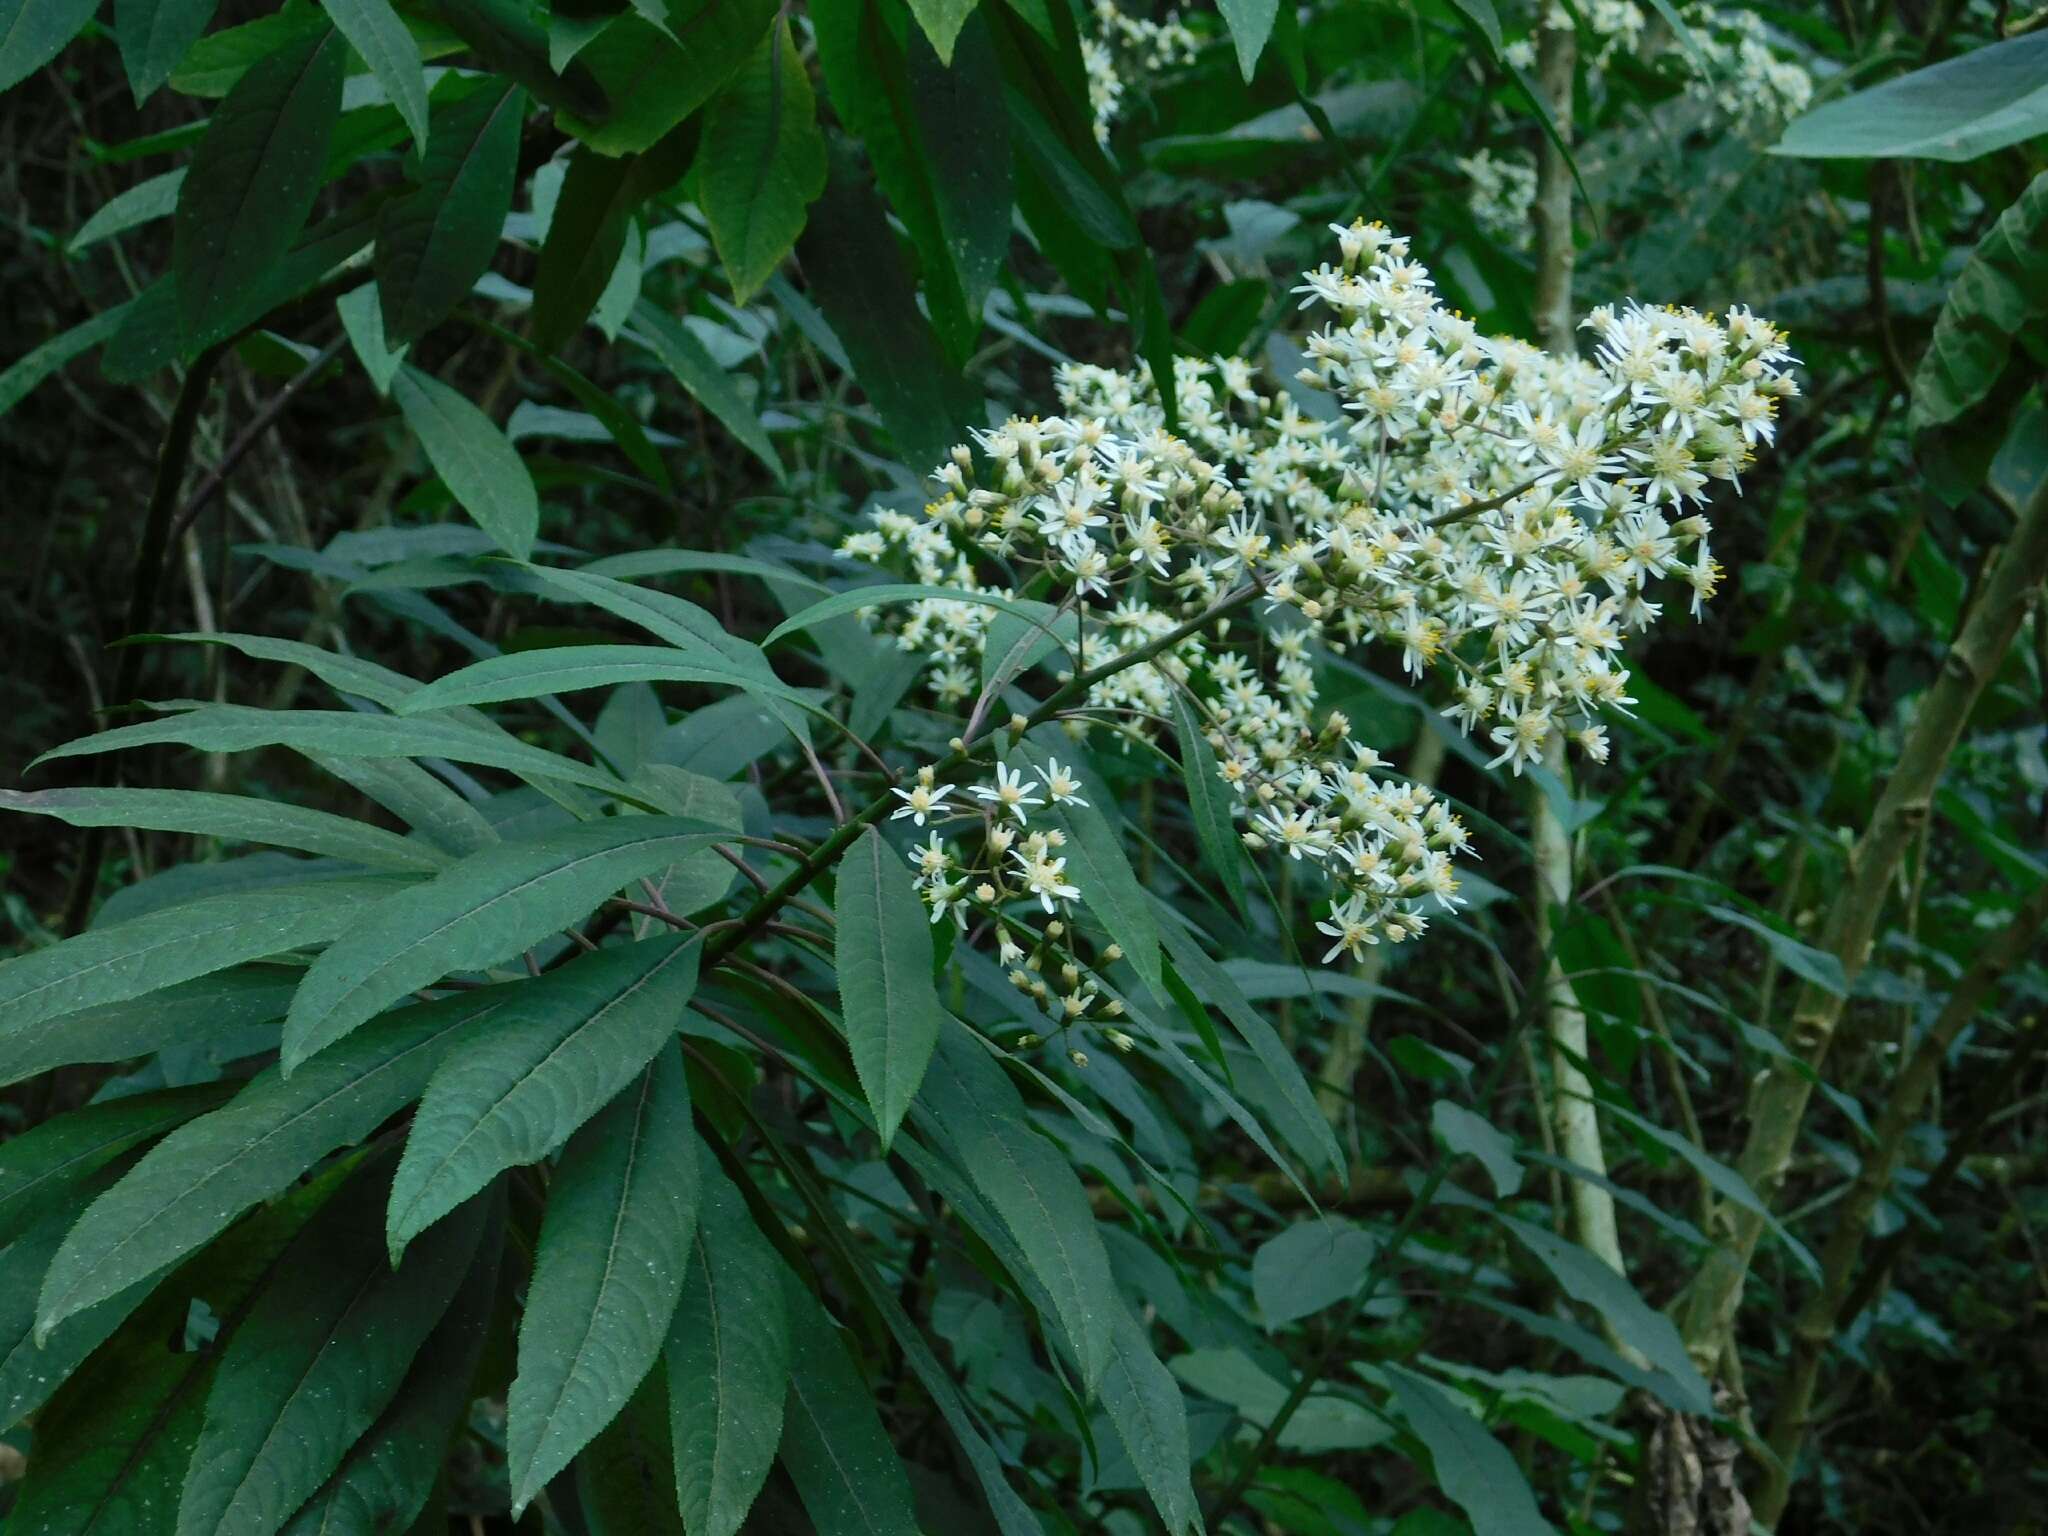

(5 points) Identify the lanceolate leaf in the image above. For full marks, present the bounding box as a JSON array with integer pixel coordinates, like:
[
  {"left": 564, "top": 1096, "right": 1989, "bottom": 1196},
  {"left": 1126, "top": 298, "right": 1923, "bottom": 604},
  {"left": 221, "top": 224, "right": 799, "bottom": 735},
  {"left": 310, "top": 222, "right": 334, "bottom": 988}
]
[
  {"left": 0, "top": 1084, "right": 234, "bottom": 1246},
  {"left": 667, "top": 1162, "right": 792, "bottom": 1536},
  {"left": 0, "top": 0, "right": 100, "bottom": 95},
  {"left": 376, "top": 79, "right": 526, "bottom": 344},
  {"left": 580, "top": 1364, "right": 687, "bottom": 1536},
  {"left": 398, "top": 643, "right": 821, "bottom": 719},
  {"left": 391, "top": 364, "right": 540, "bottom": 558},
  {"left": 33, "top": 704, "right": 628, "bottom": 798},
  {"left": 286, "top": 818, "right": 721, "bottom": 1069},
  {"left": 279, "top": 1194, "right": 504, "bottom": 1536},
  {"left": 311, "top": 753, "right": 501, "bottom": 857},
  {"left": 172, "top": 25, "right": 346, "bottom": 343},
  {"left": 0, "top": 878, "right": 401, "bottom": 1041},
  {"left": 555, "top": 0, "right": 776, "bottom": 156},
  {"left": 533, "top": 134, "right": 699, "bottom": 353},
  {"left": 1099, "top": 1305, "right": 1200, "bottom": 1535},
  {"left": 1774, "top": 31, "right": 2048, "bottom": 163},
  {"left": 1168, "top": 692, "right": 1246, "bottom": 917},
  {"left": 625, "top": 299, "right": 784, "bottom": 477},
  {"left": 37, "top": 991, "right": 502, "bottom": 1333},
  {"left": 386, "top": 935, "right": 703, "bottom": 1254},
  {"left": 175, "top": 1161, "right": 489, "bottom": 1536},
  {"left": 699, "top": 23, "right": 826, "bottom": 304},
  {"left": 508, "top": 1041, "right": 700, "bottom": 1510},
  {"left": 777, "top": 1276, "right": 921, "bottom": 1536},
  {"left": 114, "top": 0, "right": 218, "bottom": 101},
  {"left": 917, "top": 1022, "right": 1117, "bottom": 1392},
  {"left": 0, "top": 786, "right": 447, "bottom": 871},
  {"left": 323, "top": 0, "right": 429, "bottom": 147},
  {"left": 833, "top": 826, "right": 945, "bottom": 1150},
  {"left": 1382, "top": 1364, "right": 1554, "bottom": 1536}
]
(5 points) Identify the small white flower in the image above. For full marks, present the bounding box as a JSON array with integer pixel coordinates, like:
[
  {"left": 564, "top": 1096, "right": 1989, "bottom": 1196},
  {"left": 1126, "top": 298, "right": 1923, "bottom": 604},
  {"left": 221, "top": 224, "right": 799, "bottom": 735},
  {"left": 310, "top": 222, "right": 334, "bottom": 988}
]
[
  {"left": 973, "top": 763, "right": 1045, "bottom": 823},
  {"left": 1042, "top": 758, "right": 1089, "bottom": 807},
  {"left": 890, "top": 780, "right": 955, "bottom": 827}
]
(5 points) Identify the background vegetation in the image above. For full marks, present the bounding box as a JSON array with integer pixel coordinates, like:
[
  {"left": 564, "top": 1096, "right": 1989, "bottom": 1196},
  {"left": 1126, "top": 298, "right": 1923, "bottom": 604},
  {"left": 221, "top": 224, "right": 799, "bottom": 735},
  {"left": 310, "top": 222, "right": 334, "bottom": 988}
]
[{"left": 0, "top": 0, "right": 2044, "bottom": 1533}]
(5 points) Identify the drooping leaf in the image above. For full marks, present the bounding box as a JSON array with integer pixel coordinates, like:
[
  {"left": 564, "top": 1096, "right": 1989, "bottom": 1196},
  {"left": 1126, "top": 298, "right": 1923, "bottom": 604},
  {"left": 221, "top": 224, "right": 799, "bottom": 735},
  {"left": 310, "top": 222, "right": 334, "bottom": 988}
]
[
  {"left": 1381, "top": 1363, "right": 1554, "bottom": 1536},
  {"left": 0, "top": 1084, "right": 233, "bottom": 1246},
  {"left": 1168, "top": 691, "right": 1246, "bottom": 917},
  {"left": 625, "top": 299, "right": 783, "bottom": 477},
  {"left": 429, "top": 0, "right": 604, "bottom": 117},
  {"left": 0, "top": 878, "right": 400, "bottom": 1041},
  {"left": 375, "top": 79, "right": 526, "bottom": 343},
  {"left": 386, "top": 935, "right": 702, "bottom": 1253},
  {"left": 114, "top": 0, "right": 218, "bottom": 100},
  {"left": 1217, "top": 0, "right": 1278, "bottom": 80},
  {"left": 664, "top": 1163, "right": 790, "bottom": 1536},
  {"left": 0, "top": 0, "right": 100, "bottom": 94},
  {"left": 279, "top": 1193, "right": 504, "bottom": 1536},
  {"left": 0, "top": 966, "right": 297, "bottom": 1089},
  {"left": 916, "top": 1022, "right": 1117, "bottom": 1391},
  {"left": 36, "top": 991, "right": 502, "bottom": 1333},
  {"left": 777, "top": 1275, "right": 921, "bottom": 1536},
  {"left": 795, "top": 141, "right": 969, "bottom": 474},
  {"left": 508, "top": 1040, "right": 700, "bottom": 1509},
  {"left": 763, "top": 582, "right": 1050, "bottom": 647},
  {"left": 833, "top": 826, "right": 945, "bottom": 1150},
  {"left": 397, "top": 642, "right": 820, "bottom": 720},
  {"left": 580, "top": 1362, "right": 687, "bottom": 1536},
  {"left": 0, "top": 786, "right": 445, "bottom": 872},
  {"left": 172, "top": 24, "right": 346, "bottom": 343},
  {"left": 1171, "top": 1347, "right": 1391, "bottom": 1454},
  {"left": 337, "top": 282, "right": 409, "bottom": 394},
  {"left": 1774, "top": 32, "right": 2048, "bottom": 163},
  {"left": 391, "top": 363, "right": 540, "bottom": 558},
  {"left": 174, "top": 1160, "right": 489, "bottom": 1536},
  {"left": 556, "top": 0, "right": 776, "bottom": 156},
  {"left": 313, "top": 752, "right": 500, "bottom": 857},
  {"left": 1252, "top": 1217, "right": 1378, "bottom": 1328},
  {"left": 1099, "top": 1305, "right": 1200, "bottom": 1534},
  {"left": 1432, "top": 1101, "right": 1523, "bottom": 1198},
  {"left": 1908, "top": 171, "right": 2048, "bottom": 504},
  {"left": 699, "top": 23, "right": 826, "bottom": 303},
  {"left": 324, "top": 0, "right": 429, "bottom": 145},
  {"left": 32, "top": 704, "right": 627, "bottom": 797},
  {"left": 0, "top": 302, "right": 133, "bottom": 418}
]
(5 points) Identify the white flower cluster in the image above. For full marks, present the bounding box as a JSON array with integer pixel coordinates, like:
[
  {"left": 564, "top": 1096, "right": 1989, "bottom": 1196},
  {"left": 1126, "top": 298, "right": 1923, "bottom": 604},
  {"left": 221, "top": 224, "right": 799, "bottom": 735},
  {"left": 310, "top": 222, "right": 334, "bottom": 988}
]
[
  {"left": 1458, "top": 148, "right": 1539, "bottom": 249},
  {"left": 1082, "top": 0, "right": 1199, "bottom": 143},
  {"left": 1500, "top": 2, "right": 1811, "bottom": 126},
  {"left": 838, "top": 222, "right": 1794, "bottom": 992}
]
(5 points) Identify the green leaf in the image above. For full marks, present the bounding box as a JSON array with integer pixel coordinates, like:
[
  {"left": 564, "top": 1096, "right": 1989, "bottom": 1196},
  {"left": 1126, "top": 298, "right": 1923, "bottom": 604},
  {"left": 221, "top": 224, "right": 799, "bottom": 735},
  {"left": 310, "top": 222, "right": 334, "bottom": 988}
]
[
  {"left": 0, "top": 303, "right": 132, "bottom": 419},
  {"left": 1432, "top": 1101, "right": 1523, "bottom": 1198},
  {"left": 114, "top": 0, "right": 217, "bottom": 98},
  {"left": 0, "top": 786, "right": 446, "bottom": 872},
  {"left": 1907, "top": 171, "right": 2048, "bottom": 504},
  {"left": 286, "top": 818, "right": 721, "bottom": 1069},
  {"left": 508, "top": 1040, "right": 700, "bottom": 1509},
  {"left": 165, "top": 1, "right": 323, "bottom": 96},
  {"left": 0, "top": 1084, "right": 233, "bottom": 1245},
  {"left": 175, "top": 1159, "right": 489, "bottom": 1536},
  {"left": 32, "top": 704, "right": 627, "bottom": 798},
  {"left": 917, "top": 1022, "right": 1117, "bottom": 1391},
  {"left": 1252, "top": 1217, "right": 1377, "bottom": 1328},
  {"left": 172, "top": 24, "right": 346, "bottom": 344},
  {"left": 666, "top": 1161, "right": 793, "bottom": 1536},
  {"left": 429, "top": 0, "right": 604, "bottom": 118},
  {"left": 626, "top": 299, "right": 783, "bottom": 477},
  {"left": 1012, "top": 736, "right": 1161, "bottom": 993},
  {"left": 36, "top": 991, "right": 501, "bottom": 1334},
  {"left": 397, "top": 642, "right": 820, "bottom": 718},
  {"left": 1171, "top": 1347, "right": 1390, "bottom": 1454},
  {"left": 1491, "top": 1212, "right": 1712, "bottom": 1413},
  {"left": 978, "top": 598, "right": 1069, "bottom": 698},
  {"left": 1704, "top": 904, "right": 1848, "bottom": 997},
  {"left": 777, "top": 1275, "right": 921, "bottom": 1536},
  {"left": 1381, "top": 1363, "right": 1554, "bottom": 1536},
  {"left": 325, "top": 0, "right": 429, "bottom": 145},
  {"left": 832, "top": 826, "right": 945, "bottom": 1151},
  {"left": 764, "top": 582, "right": 1049, "bottom": 647},
  {"left": 0, "top": 0, "right": 99, "bottom": 94},
  {"left": 1100, "top": 1306, "right": 1200, "bottom": 1534},
  {"left": 376, "top": 79, "right": 526, "bottom": 344},
  {"left": 904, "top": 0, "right": 974, "bottom": 63},
  {"left": 0, "top": 878, "right": 398, "bottom": 1041},
  {"left": 391, "top": 363, "right": 539, "bottom": 558},
  {"left": 580, "top": 1362, "right": 687, "bottom": 1536},
  {"left": 795, "top": 142, "right": 969, "bottom": 473},
  {"left": 386, "top": 934, "right": 702, "bottom": 1253},
  {"left": 0, "top": 965, "right": 295, "bottom": 1088},
  {"left": 279, "top": 1194, "right": 504, "bottom": 1536},
  {"left": 137, "top": 628, "right": 425, "bottom": 709},
  {"left": 557, "top": 0, "right": 776, "bottom": 157},
  {"left": 1774, "top": 32, "right": 2048, "bottom": 162},
  {"left": 337, "top": 282, "right": 409, "bottom": 395},
  {"left": 699, "top": 23, "right": 826, "bottom": 303},
  {"left": 1168, "top": 692, "right": 1245, "bottom": 917},
  {"left": 532, "top": 132, "right": 697, "bottom": 352},
  {"left": 315, "top": 752, "right": 501, "bottom": 857},
  {"left": 1217, "top": 0, "right": 1277, "bottom": 80}
]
